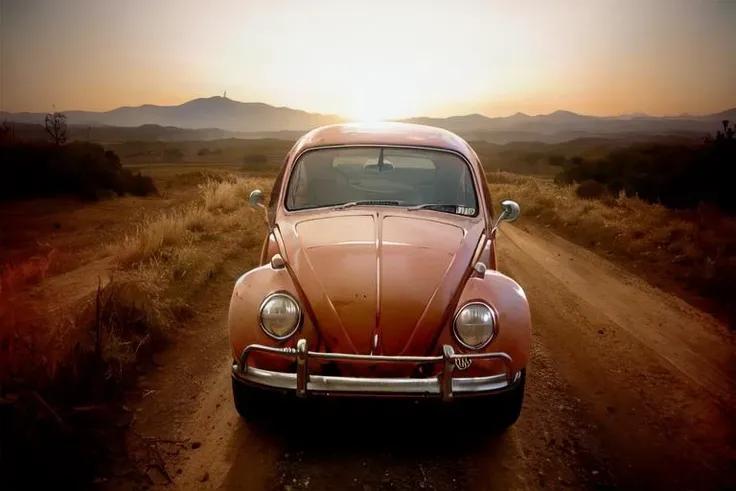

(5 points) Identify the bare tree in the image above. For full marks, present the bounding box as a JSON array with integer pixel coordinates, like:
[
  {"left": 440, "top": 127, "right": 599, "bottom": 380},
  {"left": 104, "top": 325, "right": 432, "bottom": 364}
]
[{"left": 44, "top": 112, "right": 68, "bottom": 145}]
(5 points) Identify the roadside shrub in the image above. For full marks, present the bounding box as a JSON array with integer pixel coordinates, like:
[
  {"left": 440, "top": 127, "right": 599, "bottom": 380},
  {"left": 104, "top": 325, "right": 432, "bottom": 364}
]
[
  {"left": 486, "top": 171, "right": 528, "bottom": 185},
  {"left": 201, "top": 176, "right": 250, "bottom": 212},
  {"left": 162, "top": 147, "right": 184, "bottom": 162},
  {"left": 126, "top": 172, "right": 157, "bottom": 196},
  {"left": 553, "top": 123, "right": 736, "bottom": 213},
  {"left": 113, "top": 210, "right": 193, "bottom": 266},
  {"left": 242, "top": 153, "right": 280, "bottom": 174},
  {"left": 554, "top": 171, "right": 575, "bottom": 186},
  {"left": 243, "top": 153, "right": 268, "bottom": 166},
  {"left": 576, "top": 180, "right": 607, "bottom": 199},
  {"left": 0, "top": 141, "right": 157, "bottom": 201}
]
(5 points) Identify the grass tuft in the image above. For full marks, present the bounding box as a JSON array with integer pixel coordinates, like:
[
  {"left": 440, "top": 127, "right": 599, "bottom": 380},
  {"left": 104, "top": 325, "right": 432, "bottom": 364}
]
[{"left": 201, "top": 176, "right": 251, "bottom": 212}]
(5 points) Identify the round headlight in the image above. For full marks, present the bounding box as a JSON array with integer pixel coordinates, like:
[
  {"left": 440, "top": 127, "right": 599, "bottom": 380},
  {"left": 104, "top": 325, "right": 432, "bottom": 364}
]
[
  {"left": 453, "top": 302, "right": 496, "bottom": 349},
  {"left": 259, "top": 293, "right": 301, "bottom": 339}
]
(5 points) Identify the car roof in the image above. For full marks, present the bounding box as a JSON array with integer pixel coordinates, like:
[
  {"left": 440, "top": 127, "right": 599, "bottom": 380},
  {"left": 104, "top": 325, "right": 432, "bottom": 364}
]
[{"left": 290, "top": 122, "right": 476, "bottom": 161}]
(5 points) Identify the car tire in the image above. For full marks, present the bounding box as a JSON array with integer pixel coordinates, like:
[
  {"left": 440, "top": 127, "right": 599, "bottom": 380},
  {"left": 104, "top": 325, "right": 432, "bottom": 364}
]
[
  {"left": 461, "top": 368, "right": 526, "bottom": 433},
  {"left": 493, "top": 368, "right": 526, "bottom": 430},
  {"left": 232, "top": 377, "right": 269, "bottom": 422}
]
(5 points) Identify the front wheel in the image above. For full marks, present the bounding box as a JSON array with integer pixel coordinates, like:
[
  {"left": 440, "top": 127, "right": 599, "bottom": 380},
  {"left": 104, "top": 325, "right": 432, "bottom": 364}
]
[
  {"left": 493, "top": 368, "right": 526, "bottom": 429},
  {"left": 232, "top": 378, "right": 270, "bottom": 422},
  {"left": 460, "top": 369, "right": 526, "bottom": 433}
]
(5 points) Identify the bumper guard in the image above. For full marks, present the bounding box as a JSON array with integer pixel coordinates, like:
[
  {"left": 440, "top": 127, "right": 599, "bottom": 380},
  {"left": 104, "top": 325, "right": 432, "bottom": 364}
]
[{"left": 232, "top": 339, "right": 518, "bottom": 401}]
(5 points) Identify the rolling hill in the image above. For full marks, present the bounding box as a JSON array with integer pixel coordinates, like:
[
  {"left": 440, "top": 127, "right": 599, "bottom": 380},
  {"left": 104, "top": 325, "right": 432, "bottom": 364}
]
[
  {"left": 2, "top": 96, "right": 734, "bottom": 143},
  {"left": 2, "top": 97, "right": 344, "bottom": 133}
]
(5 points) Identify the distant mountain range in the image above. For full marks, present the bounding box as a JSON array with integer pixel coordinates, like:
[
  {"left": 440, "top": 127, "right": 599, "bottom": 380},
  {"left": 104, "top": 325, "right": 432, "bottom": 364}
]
[
  {"left": 2, "top": 96, "right": 734, "bottom": 143},
  {"left": 2, "top": 97, "right": 342, "bottom": 133}
]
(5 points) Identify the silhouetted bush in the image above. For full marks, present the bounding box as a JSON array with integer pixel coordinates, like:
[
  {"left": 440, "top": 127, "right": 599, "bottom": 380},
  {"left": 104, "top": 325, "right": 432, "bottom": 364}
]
[
  {"left": 576, "top": 180, "right": 607, "bottom": 199},
  {"left": 552, "top": 122, "right": 736, "bottom": 213},
  {"left": 126, "top": 172, "right": 158, "bottom": 196},
  {"left": 0, "top": 141, "right": 157, "bottom": 201},
  {"left": 243, "top": 153, "right": 268, "bottom": 166},
  {"left": 162, "top": 147, "right": 184, "bottom": 162}
]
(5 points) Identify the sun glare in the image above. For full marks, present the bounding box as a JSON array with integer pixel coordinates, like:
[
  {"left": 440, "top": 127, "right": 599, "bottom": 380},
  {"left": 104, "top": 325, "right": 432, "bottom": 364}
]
[
  {"left": 347, "top": 93, "right": 415, "bottom": 122},
  {"left": 344, "top": 75, "right": 423, "bottom": 122}
]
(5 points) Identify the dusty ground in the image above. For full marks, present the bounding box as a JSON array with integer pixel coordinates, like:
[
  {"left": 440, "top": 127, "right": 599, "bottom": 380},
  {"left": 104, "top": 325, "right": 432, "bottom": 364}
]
[{"left": 103, "top": 223, "right": 736, "bottom": 491}]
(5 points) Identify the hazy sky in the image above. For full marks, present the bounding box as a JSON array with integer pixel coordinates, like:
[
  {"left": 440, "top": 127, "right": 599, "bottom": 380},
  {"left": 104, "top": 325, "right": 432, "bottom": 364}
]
[{"left": 2, "top": 0, "right": 735, "bottom": 119}]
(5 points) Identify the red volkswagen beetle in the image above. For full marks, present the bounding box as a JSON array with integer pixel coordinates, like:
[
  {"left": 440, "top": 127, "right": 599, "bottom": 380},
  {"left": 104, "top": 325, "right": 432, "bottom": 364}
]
[{"left": 228, "top": 122, "right": 531, "bottom": 429}]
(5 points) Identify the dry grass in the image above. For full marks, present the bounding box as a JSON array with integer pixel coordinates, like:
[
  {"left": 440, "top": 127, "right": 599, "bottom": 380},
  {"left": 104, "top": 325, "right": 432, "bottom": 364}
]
[
  {"left": 489, "top": 172, "right": 736, "bottom": 327},
  {"left": 0, "top": 249, "right": 58, "bottom": 295},
  {"left": 112, "top": 210, "right": 192, "bottom": 266},
  {"left": 200, "top": 175, "right": 251, "bottom": 212},
  {"left": 0, "top": 162, "right": 274, "bottom": 487},
  {"left": 1, "top": 172, "right": 271, "bottom": 390},
  {"left": 111, "top": 176, "right": 263, "bottom": 267}
]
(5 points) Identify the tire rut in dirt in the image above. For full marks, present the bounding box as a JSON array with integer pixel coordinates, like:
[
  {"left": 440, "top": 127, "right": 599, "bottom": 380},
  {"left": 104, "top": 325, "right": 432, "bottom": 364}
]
[{"left": 498, "top": 225, "right": 736, "bottom": 491}]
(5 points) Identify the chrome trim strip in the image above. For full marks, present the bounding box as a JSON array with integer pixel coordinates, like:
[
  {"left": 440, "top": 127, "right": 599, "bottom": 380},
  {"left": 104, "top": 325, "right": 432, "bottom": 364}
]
[
  {"left": 235, "top": 338, "right": 516, "bottom": 399},
  {"left": 373, "top": 210, "right": 383, "bottom": 356}
]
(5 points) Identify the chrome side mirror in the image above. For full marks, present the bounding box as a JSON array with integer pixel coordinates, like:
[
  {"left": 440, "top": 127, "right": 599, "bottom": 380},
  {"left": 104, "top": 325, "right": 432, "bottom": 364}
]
[
  {"left": 249, "top": 189, "right": 272, "bottom": 231},
  {"left": 249, "top": 189, "right": 265, "bottom": 208},
  {"left": 491, "top": 199, "right": 520, "bottom": 233},
  {"left": 499, "top": 200, "right": 520, "bottom": 222}
]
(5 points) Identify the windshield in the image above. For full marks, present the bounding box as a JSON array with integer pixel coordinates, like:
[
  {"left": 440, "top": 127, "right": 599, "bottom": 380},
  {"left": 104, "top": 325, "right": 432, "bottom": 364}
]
[{"left": 284, "top": 147, "right": 479, "bottom": 216}]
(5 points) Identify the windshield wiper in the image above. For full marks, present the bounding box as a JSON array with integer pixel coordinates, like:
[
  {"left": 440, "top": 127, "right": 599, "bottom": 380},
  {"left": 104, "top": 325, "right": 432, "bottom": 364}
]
[
  {"left": 331, "top": 200, "right": 403, "bottom": 210},
  {"left": 407, "top": 203, "right": 462, "bottom": 212},
  {"left": 407, "top": 204, "right": 478, "bottom": 216}
]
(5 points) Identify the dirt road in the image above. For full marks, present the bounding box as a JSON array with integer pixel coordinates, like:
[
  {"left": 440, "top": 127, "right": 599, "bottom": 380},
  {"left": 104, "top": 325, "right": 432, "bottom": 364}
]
[{"left": 109, "top": 224, "right": 735, "bottom": 491}]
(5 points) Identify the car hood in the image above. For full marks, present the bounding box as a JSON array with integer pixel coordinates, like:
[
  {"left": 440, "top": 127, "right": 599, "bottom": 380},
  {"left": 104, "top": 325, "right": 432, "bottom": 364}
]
[{"left": 277, "top": 211, "right": 486, "bottom": 355}]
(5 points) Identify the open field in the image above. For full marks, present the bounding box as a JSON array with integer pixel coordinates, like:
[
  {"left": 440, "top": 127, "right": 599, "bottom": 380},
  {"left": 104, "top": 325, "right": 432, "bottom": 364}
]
[
  {"left": 1, "top": 152, "right": 734, "bottom": 490},
  {"left": 0, "top": 163, "right": 271, "bottom": 487},
  {"left": 0, "top": 164, "right": 239, "bottom": 291}
]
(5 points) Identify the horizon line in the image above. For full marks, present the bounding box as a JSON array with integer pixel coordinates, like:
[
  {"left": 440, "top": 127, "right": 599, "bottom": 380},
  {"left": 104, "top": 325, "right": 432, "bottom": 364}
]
[{"left": 2, "top": 95, "right": 734, "bottom": 120}]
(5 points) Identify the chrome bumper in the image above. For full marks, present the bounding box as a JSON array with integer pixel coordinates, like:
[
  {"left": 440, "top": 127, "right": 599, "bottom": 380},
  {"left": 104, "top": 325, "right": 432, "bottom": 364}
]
[{"left": 232, "top": 339, "right": 519, "bottom": 401}]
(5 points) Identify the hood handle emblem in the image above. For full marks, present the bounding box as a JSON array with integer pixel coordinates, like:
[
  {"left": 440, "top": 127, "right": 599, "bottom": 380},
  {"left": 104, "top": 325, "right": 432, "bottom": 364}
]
[{"left": 455, "top": 357, "right": 472, "bottom": 370}]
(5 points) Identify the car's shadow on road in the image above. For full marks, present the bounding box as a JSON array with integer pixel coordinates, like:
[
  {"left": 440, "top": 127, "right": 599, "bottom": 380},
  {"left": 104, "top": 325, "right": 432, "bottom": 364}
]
[
  {"left": 219, "top": 396, "right": 517, "bottom": 490},
  {"left": 259, "top": 397, "right": 507, "bottom": 447}
]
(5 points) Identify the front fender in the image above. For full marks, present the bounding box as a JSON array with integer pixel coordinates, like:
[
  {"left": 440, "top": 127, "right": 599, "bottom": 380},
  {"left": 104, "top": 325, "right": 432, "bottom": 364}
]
[
  {"left": 228, "top": 264, "right": 319, "bottom": 371},
  {"left": 435, "top": 269, "right": 531, "bottom": 376}
]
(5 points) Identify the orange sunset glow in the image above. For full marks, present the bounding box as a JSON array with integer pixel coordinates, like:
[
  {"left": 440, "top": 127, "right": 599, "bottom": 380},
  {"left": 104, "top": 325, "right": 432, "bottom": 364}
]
[{"left": 2, "top": 0, "right": 734, "bottom": 119}]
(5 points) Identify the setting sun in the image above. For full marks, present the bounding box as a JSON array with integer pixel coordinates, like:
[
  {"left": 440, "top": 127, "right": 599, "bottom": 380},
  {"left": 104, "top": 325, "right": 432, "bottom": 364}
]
[{"left": 344, "top": 76, "right": 424, "bottom": 121}]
